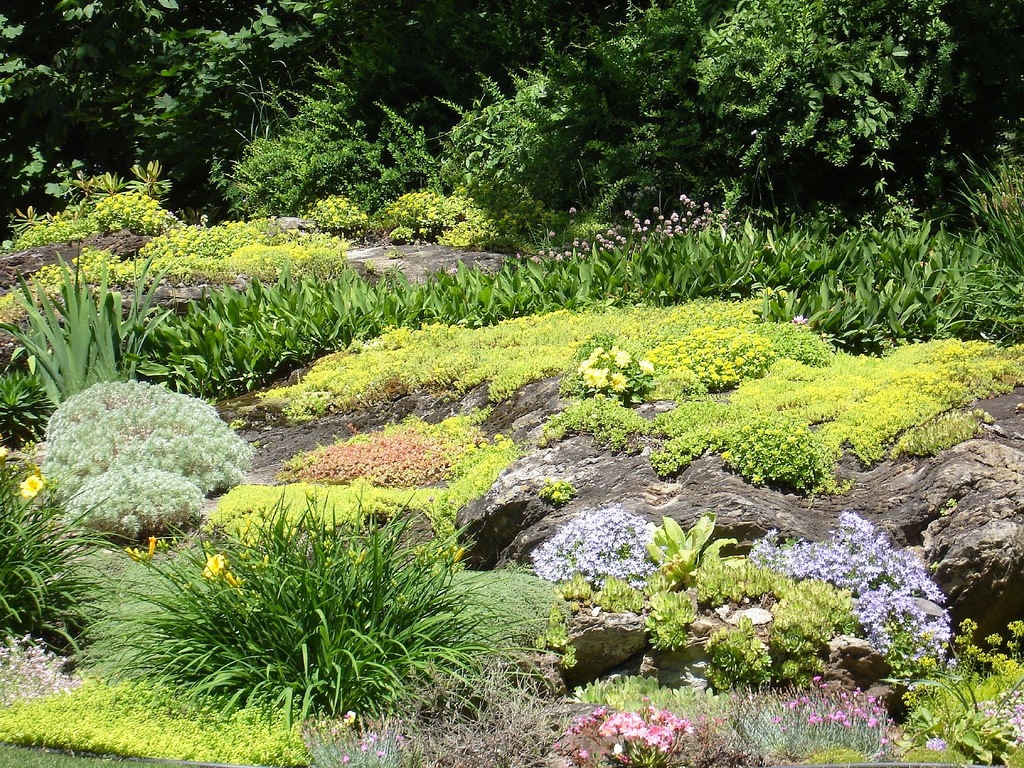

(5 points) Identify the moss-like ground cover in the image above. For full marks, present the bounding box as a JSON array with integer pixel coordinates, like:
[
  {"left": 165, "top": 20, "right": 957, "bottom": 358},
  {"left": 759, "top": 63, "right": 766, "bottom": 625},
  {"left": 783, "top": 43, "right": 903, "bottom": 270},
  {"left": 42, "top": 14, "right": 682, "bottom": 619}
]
[
  {"left": 213, "top": 416, "right": 518, "bottom": 536},
  {"left": 266, "top": 300, "right": 1024, "bottom": 492}
]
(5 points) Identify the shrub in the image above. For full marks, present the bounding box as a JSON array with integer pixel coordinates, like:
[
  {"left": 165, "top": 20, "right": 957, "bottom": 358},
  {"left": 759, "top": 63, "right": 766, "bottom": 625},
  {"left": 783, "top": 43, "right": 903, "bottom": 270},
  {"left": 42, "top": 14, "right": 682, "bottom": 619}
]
[
  {"left": 107, "top": 503, "right": 493, "bottom": 722},
  {"left": 715, "top": 414, "right": 837, "bottom": 492},
  {"left": 377, "top": 191, "right": 495, "bottom": 247},
  {"left": 0, "top": 373, "right": 52, "bottom": 448},
  {"left": 0, "top": 455, "right": 95, "bottom": 647},
  {"left": 0, "top": 636, "right": 80, "bottom": 706},
  {"left": 751, "top": 511, "right": 950, "bottom": 675},
  {"left": 0, "top": 679, "right": 307, "bottom": 765},
  {"left": 44, "top": 380, "right": 252, "bottom": 537},
  {"left": 11, "top": 209, "right": 100, "bottom": 249},
  {"left": 91, "top": 192, "right": 177, "bottom": 236},
  {"left": 531, "top": 504, "right": 655, "bottom": 588},
  {"left": 305, "top": 195, "right": 372, "bottom": 237},
  {"left": 72, "top": 466, "right": 203, "bottom": 539}
]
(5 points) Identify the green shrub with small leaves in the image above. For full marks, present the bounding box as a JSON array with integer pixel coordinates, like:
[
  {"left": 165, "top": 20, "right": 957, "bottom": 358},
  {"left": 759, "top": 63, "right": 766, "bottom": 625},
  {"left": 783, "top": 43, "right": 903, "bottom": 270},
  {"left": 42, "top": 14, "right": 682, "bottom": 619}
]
[
  {"left": 892, "top": 410, "right": 985, "bottom": 458},
  {"left": 91, "top": 192, "right": 177, "bottom": 236},
  {"left": 377, "top": 191, "right": 495, "bottom": 247},
  {"left": 543, "top": 397, "right": 652, "bottom": 452},
  {"left": 646, "top": 590, "right": 697, "bottom": 651},
  {"left": 11, "top": 208, "right": 100, "bottom": 249},
  {"left": 646, "top": 326, "right": 778, "bottom": 393},
  {"left": 707, "top": 617, "right": 773, "bottom": 691},
  {"left": 0, "top": 373, "right": 53, "bottom": 448},
  {"left": 594, "top": 577, "right": 645, "bottom": 613},
  {"left": 305, "top": 195, "right": 371, "bottom": 237},
  {"left": 44, "top": 380, "right": 252, "bottom": 538},
  {"left": 716, "top": 414, "right": 837, "bottom": 492}
]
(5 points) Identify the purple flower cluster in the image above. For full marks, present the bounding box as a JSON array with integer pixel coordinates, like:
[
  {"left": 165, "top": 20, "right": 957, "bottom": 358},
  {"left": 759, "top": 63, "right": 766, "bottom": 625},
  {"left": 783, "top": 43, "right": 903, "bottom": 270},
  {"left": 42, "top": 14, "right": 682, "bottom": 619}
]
[
  {"left": 0, "top": 636, "right": 80, "bottom": 706},
  {"left": 532, "top": 504, "right": 656, "bottom": 588},
  {"left": 750, "top": 511, "right": 950, "bottom": 666}
]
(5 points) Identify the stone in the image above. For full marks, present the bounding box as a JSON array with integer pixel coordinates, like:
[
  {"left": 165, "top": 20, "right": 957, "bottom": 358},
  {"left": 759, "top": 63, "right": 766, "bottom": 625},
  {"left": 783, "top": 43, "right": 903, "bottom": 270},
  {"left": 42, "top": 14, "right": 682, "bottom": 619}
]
[
  {"left": 458, "top": 390, "right": 1024, "bottom": 636},
  {"left": 565, "top": 611, "right": 648, "bottom": 687},
  {"left": 649, "top": 642, "right": 713, "bottom": 691},
  {"left": 727, "top": 607, "right": 774, "bottom": 627},
  {"left": 822, "top": 635, "right": 890, "bottom": 692}
]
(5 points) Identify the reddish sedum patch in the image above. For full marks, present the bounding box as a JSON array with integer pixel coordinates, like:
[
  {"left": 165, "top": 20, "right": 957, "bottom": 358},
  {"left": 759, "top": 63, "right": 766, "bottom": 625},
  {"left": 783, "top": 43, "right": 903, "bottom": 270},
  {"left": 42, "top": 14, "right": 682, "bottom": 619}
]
[{"left": 290, "top": 428, "right": 454, "bottom": 487}]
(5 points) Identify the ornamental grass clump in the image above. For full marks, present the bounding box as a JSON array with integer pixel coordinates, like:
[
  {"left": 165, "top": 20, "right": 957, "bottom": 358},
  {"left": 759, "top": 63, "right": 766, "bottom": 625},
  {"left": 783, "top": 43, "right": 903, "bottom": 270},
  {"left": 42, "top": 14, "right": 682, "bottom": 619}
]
[
  {"left": 751, "top": 510, "right": 950, "bottom": 674},
  {"left": 729, "top": 682, "right": 893, "bottom": 762},
  {"left": 0, "top": 452, "right": 95, "bottom": 648},
  {"left": 532, "top": 504, "right": 656, "bottom": 588},
  {"left": 105, "top": 500, "right": 493, "bottom": 723}
]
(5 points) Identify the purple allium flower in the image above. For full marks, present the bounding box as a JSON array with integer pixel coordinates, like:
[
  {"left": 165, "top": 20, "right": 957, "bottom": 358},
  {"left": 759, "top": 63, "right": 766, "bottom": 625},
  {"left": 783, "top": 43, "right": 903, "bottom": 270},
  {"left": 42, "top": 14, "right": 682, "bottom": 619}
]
[{"left": 532, "top": 504, "right": 656, "bottom": 587}]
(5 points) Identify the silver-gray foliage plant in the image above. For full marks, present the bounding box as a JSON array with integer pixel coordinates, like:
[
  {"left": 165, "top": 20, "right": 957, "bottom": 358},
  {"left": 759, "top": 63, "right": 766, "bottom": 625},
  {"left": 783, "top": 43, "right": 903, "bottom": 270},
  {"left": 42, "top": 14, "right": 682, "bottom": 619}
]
[{"left": 44, "top": 380, "right": 252, "bottom": 537}]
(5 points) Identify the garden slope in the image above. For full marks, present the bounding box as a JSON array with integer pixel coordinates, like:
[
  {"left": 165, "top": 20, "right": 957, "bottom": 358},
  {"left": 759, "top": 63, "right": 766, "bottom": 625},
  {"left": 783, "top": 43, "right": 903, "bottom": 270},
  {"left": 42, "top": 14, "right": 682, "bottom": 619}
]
[{"left": 222, "top": 300, "right": 1024, "bottom": 639}]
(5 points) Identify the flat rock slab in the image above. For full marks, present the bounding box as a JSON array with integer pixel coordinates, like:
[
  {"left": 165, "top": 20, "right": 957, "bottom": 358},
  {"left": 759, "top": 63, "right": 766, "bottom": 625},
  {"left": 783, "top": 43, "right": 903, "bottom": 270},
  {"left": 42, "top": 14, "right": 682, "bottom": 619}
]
[{"left": 347, "top": 244, "right": 506, "bottom": 283}]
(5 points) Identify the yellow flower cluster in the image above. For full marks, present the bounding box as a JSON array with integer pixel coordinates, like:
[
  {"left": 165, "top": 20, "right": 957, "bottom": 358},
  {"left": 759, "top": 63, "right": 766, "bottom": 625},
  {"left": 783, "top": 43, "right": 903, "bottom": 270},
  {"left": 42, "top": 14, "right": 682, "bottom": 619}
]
[
  {"left": 305, "top": 195, "right": 370, "bottom": 236},
  {"left": 92, "top": 192, "right": 178, "bottom": 236},
  {"left": 204, "top": 552, "right": 241, "bottom": 588},
  {"left": 578, "top": 346, "right": 653, "bottom": 400},
  {"left": 647, "top": 326, "right": 776, "bottom": 392}
]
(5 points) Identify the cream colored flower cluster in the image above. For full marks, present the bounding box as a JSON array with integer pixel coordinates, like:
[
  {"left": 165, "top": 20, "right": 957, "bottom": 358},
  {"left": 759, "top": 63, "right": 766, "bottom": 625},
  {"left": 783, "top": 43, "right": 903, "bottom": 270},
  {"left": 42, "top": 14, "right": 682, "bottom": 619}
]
[{"left": 577, "top": 346, "right": 654, "bottom": 403}]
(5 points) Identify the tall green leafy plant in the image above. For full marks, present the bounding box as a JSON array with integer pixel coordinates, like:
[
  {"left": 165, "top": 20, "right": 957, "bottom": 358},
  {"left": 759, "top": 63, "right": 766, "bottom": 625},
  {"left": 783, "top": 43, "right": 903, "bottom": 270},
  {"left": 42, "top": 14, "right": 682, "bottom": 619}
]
[
  {"left": 104, "top": 500, "right": 494, "bottom": 723},
  {"left": 1, "top": 259, "right": 168, "bottom": 403},
  {"left": 0, "top": 455, "right": 96, "bottom": 650}
]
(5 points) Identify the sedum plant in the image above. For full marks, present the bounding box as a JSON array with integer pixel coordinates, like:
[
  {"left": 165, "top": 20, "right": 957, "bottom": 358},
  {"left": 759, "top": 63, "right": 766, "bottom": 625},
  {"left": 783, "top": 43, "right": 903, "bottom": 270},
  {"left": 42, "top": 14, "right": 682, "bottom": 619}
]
[
  {"left": 646, "top": 590, "right": 697, "bottom": 651},
  {"left": 594, "top": 577, "right": 645, "bottom": 614},
  {"left": 706, "top": 617, "right": 772, "bottom": 691},
  {"left": 44, "top": 380, "right": 252, "bottom": 538}
]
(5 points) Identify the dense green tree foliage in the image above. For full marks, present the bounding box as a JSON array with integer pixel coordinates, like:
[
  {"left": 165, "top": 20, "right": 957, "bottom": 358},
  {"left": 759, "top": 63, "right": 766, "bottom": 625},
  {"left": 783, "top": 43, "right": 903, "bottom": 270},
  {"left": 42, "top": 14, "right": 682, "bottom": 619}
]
[{"left": 2, "top": 0, "right": 1023, "bottom": 229}]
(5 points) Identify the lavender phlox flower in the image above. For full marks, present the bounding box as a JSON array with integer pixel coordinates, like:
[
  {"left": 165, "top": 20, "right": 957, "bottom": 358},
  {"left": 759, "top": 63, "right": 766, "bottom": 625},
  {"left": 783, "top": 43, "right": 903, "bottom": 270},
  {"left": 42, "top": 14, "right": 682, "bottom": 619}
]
[
  {"left": 532, "top": 504, "right": 656, "bottom": 588},
  {"left": 751, "top": 511, "right": 950, "bottom": 666}
]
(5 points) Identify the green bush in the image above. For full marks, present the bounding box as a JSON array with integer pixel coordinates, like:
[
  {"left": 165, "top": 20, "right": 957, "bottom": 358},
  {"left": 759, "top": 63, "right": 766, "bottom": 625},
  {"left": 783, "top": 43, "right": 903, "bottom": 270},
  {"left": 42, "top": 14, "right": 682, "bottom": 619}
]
[
  {"left": 305, "top": 195, "right": 371, "bottom": 237},
  {"left": 0, "top": 455, "right": 95, "bottom": 648},
  {"left": 0, "top": 680, "right": 307, "bottom": 765},
  {"left": 715, "top": 414, "right": 837, "bottom": 492},
  {"left": 377, "top": 190, "right": 495, "bottom": 247},
  {"left": 91, "top": 192, "right": 177, "bottom": 236},
  {"left": 892, "top": 410, "right": 984, "bottom": 458},
  {"left": 44, "top": 380, "right": 252, "bottom": 537},
  {"left": 0, "top": 373, "right": 53, "bottom": 448},
  {"left": 107, "top": 502, "right": 494, "bottom": 722},
  {"left": 647, "top": 326, "right": 778, "bottom": 393},
  {"left": 11, "top": 209, "right": 100, "bottom": 250},
  {"left": 543, "top": 397, "right": 652, "bottom": 452}
]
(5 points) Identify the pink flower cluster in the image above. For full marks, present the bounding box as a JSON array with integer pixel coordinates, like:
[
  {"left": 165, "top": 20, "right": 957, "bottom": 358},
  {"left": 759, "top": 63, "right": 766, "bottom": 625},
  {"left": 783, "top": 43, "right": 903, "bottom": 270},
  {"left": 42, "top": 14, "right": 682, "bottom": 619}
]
[{"left": 560, "top": 706, "right": 695, "bottom": 768}]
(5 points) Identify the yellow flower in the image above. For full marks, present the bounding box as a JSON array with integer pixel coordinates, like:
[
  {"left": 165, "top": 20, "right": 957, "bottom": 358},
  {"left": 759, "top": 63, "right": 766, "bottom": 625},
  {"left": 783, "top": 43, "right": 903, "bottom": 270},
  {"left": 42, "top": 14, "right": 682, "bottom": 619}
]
[
  {"left": 224, "top": 571, "right": 242, "bottom": 589},
  {"left": 147, "top": 536, "right": 157, "bottom": 559},
  {"left": 203, "top": 553, "right": 228, "bottom": 580},
  {"left": 638, "top": 359, "right": 654, "bottom": 375},
  {"left": 613, "top": 348, "right": 632, "bottom": 368},
  {"left": 610, "top": 372, "right": 628, "bottom": 392},
  {"left": 19, "top": 473, "right": 44, "bottom": 499},
  {"left": 583, "top": 367, "right": 609, "bottom": 389},
  {"left": 0, "top": 447, "right": 9, "bottom": 462}
]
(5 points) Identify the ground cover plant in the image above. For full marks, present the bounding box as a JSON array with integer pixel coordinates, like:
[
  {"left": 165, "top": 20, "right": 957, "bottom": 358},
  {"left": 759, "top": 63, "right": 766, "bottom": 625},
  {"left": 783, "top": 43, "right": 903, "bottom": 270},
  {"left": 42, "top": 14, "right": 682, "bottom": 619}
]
[{"left": 214, "top": 416, "right": 516, "bottom": 536}]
